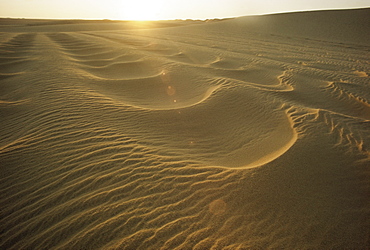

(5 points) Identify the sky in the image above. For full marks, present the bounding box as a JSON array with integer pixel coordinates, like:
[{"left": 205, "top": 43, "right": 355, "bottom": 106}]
[{"left": 0, "top": 0, "right": 369, "bottom": 20}]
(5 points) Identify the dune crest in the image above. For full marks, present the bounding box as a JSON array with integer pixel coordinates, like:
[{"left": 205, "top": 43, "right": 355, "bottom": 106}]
[{"left": 88, "top": 74, "right": 221, "bottom": 110}]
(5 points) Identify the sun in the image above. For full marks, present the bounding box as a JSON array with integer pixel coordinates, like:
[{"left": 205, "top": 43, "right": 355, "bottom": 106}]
[{"left": 121, "top": 0, "right": 164, "bottom": 21}]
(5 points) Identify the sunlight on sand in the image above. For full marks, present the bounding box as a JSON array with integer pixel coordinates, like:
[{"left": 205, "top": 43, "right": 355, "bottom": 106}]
[{"left": 1, "top": 8, "right": 369, "bottom": 249}]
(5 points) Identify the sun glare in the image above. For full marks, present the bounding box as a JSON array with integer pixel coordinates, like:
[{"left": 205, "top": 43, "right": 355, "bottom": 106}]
[{"left": 121, "top": 0, "right": 164, "bottom": 21}]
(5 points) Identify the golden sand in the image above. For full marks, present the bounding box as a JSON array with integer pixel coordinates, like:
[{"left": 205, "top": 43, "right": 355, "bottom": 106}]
[{"left": 1, "top": 8, "right": 369, "bottom": 249}]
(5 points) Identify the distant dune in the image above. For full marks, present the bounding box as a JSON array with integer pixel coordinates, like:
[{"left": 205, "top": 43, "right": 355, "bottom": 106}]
[
  {"left": 1, "top": 8, "right": 369, "bottom": 249},
  {"left": 225, "top": 8, "right": 370, "bottom": 45}
]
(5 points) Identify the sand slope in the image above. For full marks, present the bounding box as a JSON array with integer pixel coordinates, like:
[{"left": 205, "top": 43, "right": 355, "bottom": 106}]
[{"left": 1, "top": 8, "right": 369, "bottom": 249}]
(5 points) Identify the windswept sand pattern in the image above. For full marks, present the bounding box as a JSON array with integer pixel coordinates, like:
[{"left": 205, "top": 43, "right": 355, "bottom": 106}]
[
  {"left": 0, "top": 33, "right": 36, "bottom": 81},
  {"left": 1, "top": 9, "right": 370, "bottom": 249}
]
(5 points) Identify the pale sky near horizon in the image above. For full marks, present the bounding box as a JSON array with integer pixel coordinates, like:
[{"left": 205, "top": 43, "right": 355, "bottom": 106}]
[{"left": 1, "top": 0, "right": 369, "bottom": 20}]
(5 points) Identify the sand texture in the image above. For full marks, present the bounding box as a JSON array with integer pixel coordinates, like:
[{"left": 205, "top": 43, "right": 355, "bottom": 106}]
[{"left": 1, "top": 8, "right": 369, "bottom": 249}]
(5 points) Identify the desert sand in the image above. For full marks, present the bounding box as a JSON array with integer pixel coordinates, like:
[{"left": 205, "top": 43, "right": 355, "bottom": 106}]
[{"left": 1, "top": 8, "right": 369, "bottom": 249}]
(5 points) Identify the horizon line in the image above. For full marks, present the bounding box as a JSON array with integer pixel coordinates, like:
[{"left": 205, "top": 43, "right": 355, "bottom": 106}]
[{"left": 1, "top": 6, "right": 369, "bottom": 22}]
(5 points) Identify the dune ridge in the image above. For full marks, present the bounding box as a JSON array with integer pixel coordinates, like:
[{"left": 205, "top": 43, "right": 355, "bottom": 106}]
[{"left": 1, "top": 8, "right": 369, "bottom": 249}]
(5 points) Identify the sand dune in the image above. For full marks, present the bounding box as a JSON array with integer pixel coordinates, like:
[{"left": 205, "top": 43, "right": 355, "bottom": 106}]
[{"left": 1, "top": 8, "right": 369, "bottom": 249}]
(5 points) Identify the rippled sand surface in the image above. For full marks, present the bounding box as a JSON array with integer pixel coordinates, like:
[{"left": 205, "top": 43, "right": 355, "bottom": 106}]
[{"left": 1, "top": 8, "right": 369, "bottom": 249}]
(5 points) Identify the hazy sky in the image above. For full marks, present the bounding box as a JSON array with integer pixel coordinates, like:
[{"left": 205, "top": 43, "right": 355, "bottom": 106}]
[{"left": 1, "top": 0, "right": 369, "bottom": 20}]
